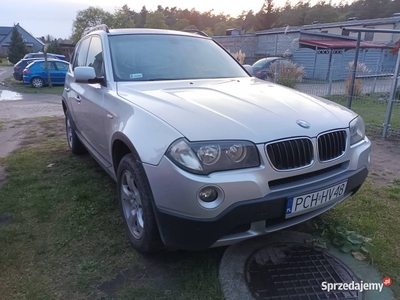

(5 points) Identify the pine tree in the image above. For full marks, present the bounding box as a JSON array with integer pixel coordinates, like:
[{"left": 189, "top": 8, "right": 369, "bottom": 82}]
[
  {"left": 7, "top": 27, "right": 28, "bottom": 64},
  {"left": 46, "top": 39, "right": 62, "bottom": 55}
]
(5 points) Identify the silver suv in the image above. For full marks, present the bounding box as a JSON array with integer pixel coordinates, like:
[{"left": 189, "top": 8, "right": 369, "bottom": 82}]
[{"left": 62, "top": 25, "right": 371, "bottom": 253}]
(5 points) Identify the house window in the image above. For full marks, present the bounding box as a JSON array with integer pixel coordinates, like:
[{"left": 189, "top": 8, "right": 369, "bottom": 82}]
[
  {"left": 342, "top": 29, "right": 350, "bottom": 36},
  {"left": 364, "top": 28, "right": 375, "bottom": 41},
  {"left": 321, "top": 30, "right": 328, "bottom": 33}
]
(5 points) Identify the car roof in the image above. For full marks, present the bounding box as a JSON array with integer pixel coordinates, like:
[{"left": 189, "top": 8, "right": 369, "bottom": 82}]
[
  {"left": 91, "top": 28, "right": 210, "bottom": 39},
  {"left": 29, "top": 59, "right": 68, "bottom": 63}
]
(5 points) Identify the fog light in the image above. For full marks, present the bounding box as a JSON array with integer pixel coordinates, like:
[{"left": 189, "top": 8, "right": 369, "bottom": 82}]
[{"left": 199, "top": 187, "right": 218, "bottom": 202}]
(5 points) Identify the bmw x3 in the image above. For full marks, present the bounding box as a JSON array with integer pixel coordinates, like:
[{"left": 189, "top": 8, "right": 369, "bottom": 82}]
[{"left": 62, "top": 25, "right": 371, "bottom": 253}]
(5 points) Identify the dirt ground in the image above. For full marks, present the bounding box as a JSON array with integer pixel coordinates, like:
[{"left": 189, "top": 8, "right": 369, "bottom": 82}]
[{"left": 369, "top": 135, "right": 400, "bottom": 184}]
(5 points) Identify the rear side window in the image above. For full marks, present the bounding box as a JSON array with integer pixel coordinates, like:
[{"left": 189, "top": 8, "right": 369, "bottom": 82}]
[
  {"left": 86, "top": 36, "right": 103, "bottom": 77},
  {"left": 39, "top": 62, "right": 56, "bottom": 70},
  {"left": 74, "top": 38, "right": 91, "bottom": 70}
]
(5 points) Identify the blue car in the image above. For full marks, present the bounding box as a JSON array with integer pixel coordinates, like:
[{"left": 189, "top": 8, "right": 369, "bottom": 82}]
[{"left": 23, "top": 60, "right": 70, "bottom": 88}]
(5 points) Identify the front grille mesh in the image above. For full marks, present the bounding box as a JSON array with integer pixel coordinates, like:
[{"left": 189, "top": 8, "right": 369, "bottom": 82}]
[
  {"left": 318, "top": 130, "right": 347, "bottom": 162},
  {"left": 266, "top": 139, "right": 313, "bottom": 170}
]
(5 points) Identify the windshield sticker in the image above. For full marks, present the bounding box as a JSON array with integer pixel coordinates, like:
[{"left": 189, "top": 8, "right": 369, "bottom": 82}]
[{"left": 130, "top": 73, "right": 143, "bottom": 79}]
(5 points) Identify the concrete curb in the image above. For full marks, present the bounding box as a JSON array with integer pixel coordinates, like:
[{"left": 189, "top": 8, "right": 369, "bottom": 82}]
[{"left": 219, "top": 231, "right": 394, "bottom": 300}]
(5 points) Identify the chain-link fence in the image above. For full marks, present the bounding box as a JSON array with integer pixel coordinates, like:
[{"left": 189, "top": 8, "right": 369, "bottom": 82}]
[{"left": 266, "top": 59, "right": 400, "bottom": 137}]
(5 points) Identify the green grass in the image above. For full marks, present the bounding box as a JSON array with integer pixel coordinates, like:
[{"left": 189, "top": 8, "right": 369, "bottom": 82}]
[
  {"left": 0, "top": 119, "right": 224, "bottom": 300},
  {"left": 320, "top": 179, "right": 400, "bottom": 296},
  {"left": 3, "top": 76, "right": 63, "bottom": 96},
  {"left": 327, "top": 94, "right": 400, "bottom": 133},
  {"left": 0, "top": 60, "right": 13, "bottom": 66}
]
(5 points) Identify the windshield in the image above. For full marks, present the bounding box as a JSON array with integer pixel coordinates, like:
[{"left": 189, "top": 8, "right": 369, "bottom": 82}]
[{"left": 109, "top": 34, "right": 249, "bottom": 81}]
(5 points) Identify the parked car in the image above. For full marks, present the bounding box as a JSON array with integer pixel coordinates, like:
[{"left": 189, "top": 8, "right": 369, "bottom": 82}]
[
  {"left": 23, "top": 60, "right": 69, "bottom": 88},
  {"left": 63, "top": 25, "right": 371, "bottom": 253},
  {"left": 252, "top": 57, "right": 290, "bottom": 80},
  {"left": 13, "top": 58, "right": 37, "bottom": 81},
  {"left": 23, "top": 52, "right": 66, "bottom": 61}
]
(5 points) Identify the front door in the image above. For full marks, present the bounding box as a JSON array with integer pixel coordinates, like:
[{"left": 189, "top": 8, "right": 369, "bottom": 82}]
[{"left": 54, "top": 61, "right": 69, "bottom": 84}]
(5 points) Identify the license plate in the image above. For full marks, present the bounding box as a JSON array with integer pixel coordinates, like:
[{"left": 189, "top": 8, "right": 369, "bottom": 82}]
[{"left": 286, "top": 181, "right": 347, "bottom": 218}]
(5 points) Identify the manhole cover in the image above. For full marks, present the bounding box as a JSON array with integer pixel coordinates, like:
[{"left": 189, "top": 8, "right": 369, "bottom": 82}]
[{"left": 245, "top": 243, "right": 362, "bottom": 300}]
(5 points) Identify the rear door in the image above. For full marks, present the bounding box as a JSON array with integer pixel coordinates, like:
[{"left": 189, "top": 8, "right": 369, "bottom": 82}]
[
  {"left": 77, "top": 35, "right": 109, "bottom": 159},
  {"left": 38, "top": 61, "right": 57, "bottom": 82},
  {"left": 67, "top": 37, "right": 91, "bottom": 132}
]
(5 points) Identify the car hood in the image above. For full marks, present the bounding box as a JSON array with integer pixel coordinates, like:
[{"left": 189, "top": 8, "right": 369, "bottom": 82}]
[{"left": 117, "top": 77, "right": 357, "bottom": 143}]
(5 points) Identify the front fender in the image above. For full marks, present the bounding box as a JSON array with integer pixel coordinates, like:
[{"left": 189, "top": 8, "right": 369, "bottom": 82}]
[{"left": 107, "top": 102, "right": 183, "bottom": 166}]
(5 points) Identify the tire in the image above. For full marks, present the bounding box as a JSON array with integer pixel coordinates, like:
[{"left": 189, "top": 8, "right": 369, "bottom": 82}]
[
  {"left": 31, "top": 77, "right": 44, "bottom": 88},
  {"left": 117, "top": 154, "right": 164, "bottom": 253},
  {"left": 65, "top": 110, "right": 87, "bottom": 155}
]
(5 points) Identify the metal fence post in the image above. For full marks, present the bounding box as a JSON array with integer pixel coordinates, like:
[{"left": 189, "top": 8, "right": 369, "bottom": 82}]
[
  {"left": 274, "top": 61, "right": 279, "bottom": 83},
  {"left": 372, "top": 58, "right": 380, "bottom": 94},
  {"left": 382, "top": 52, "right": 400, "bottom": 139},
  {"left": 328, "top": 59, "right": 334, "bottom": 96},
  {"left": 347, "top": 32, "right": 361, "bottom": 109}
]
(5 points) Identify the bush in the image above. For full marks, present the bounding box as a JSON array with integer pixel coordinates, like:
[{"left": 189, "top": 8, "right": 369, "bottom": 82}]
[
  {"left": 0, "top": 59, "right": 2, "bottom": 63},
  {"left": 229, "top": 49, "right": 246, "bottom": 64},
  {"left": 0, "top": 52, "right": 7, "bottom": 59},
  {"left": 345, "top": 61, "right": 369, "bottom": 97},
  {"left": 269, "top": 61, "right": 305, "bottom": 88}
]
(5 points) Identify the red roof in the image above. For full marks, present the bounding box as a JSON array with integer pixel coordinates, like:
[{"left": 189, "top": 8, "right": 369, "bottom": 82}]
[{"left": 299, "top": 39, "right": 388, "bottom": 49}]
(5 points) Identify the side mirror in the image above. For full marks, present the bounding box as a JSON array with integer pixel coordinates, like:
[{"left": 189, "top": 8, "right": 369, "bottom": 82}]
[
  {"left": 243, "top": 64, "right": 253, "bottom": 76},
  {"left": 74, "top": 66, "right": 103, "bottom": 84}
]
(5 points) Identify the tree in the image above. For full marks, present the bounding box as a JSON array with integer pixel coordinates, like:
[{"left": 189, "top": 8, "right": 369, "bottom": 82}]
[
  {"left": 255, "top": 0, "right": 277, "bottom": 31},
  {"left": 137, "top": 6, "right": 148, "bottom": 28},
  {"left": 7, "top": 27, "right": 28, "bottom": 64},
  {"left": 111, "top": 4, "right": 135, "bottom": 28},
  {"left": 173, "top": 18, "right": 190, "bottom": 30},
  {"left": 71, "top": 7, "right": 113, "bottom": 42},
  {"left": 145, "top": 11, "right": 168, "bottom": 29},
  {"left": 46, "top": 39, "right": 63, "bottom": 54}
]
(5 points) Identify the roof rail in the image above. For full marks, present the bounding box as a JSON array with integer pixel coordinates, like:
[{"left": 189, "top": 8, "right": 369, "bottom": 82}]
[
  {"left": 182, "top": 29, "right": 208, "bottom": 37},
  {"left": 82, "top": 24, "right": 109, "bottom": 37}
]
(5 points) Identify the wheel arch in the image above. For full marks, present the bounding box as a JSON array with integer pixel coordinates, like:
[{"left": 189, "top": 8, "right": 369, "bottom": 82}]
[{"left": 111, "top": 132, "right": 142, "bottom": 175}]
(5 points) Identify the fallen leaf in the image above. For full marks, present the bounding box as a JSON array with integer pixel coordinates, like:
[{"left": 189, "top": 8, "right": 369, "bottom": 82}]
[
  {"left": 363, "top": 237, "right": 372, "bottom": 243},
  {"left": 352, "top": 252, "right": 366, "bottom": 261},
  {"left": 47, "top": 163, "right": 55, "bottom": 168}
]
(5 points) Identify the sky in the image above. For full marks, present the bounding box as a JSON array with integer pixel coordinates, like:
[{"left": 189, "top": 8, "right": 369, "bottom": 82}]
[{"left": 3, "top": 0, "right": 349, "bottom": 39}]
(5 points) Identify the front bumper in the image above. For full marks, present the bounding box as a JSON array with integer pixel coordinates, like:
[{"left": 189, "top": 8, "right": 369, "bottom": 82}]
[
  {"left": 152, "top": 166, "right": 367, "bottom": 250},
  {"left": 144, "top": 137, "right": 370, "bottom": 250}
]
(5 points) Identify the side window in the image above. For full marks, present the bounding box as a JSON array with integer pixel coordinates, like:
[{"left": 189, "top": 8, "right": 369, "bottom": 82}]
[
  {"left": 73, "top": 38, "right": 91, "bottom": 70},
  {"left": 39, "top": 62, "right": 56, "bottom": 70},
  {"left": 86, "top": 36, "right": 104, "bottom": 77},
  {"left": 55, "top": 62, "right": 69, "bottom": 71}
]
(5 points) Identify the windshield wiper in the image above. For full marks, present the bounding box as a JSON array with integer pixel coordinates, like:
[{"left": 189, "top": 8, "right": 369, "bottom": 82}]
[{"left": 147, "top": 78, "right": 178, "bottom": 81}]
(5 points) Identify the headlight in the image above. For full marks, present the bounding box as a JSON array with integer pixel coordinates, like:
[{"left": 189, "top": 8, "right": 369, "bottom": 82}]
[
  {"left": 349, "top": 116, "right": 365, "bottom": 145},
  {"left": 166, "top": 139, "right": 260, "bottom": 175}
]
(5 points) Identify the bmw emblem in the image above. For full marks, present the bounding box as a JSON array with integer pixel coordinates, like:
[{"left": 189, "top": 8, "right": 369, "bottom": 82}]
[{"left": 296, "top": 120, "right": 310, "bottom": 129}]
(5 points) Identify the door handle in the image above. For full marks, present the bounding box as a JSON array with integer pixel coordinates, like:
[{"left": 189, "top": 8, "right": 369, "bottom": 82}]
[
  {"left": 75, "top": 95, "right": 81, "bottom": 102},
  {"left": 64, "top": 87, "right": 70, "bottom": 92}
]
